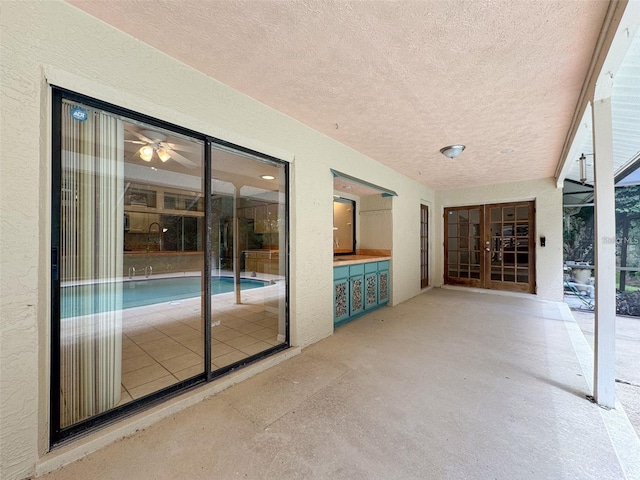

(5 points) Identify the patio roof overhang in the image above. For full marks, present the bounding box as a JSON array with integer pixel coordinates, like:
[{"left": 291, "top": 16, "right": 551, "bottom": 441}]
[{"left": 556, "top": 0, "right": 640, "bottom": 409}]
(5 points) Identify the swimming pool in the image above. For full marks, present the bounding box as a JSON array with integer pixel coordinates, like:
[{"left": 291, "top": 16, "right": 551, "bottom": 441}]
[{"left": 61, "top": 276, "right": 268, "bottom": 318}]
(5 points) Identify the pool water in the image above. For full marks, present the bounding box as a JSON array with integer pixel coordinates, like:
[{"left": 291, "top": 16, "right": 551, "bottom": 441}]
[{"left": 62, "top": 276, "right": 268, "bottom": 318}]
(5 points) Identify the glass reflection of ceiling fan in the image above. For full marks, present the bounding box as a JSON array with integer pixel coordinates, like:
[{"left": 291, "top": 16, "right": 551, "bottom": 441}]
[{"left": 125, "top": 130, "right": 198, "bottom": 168}]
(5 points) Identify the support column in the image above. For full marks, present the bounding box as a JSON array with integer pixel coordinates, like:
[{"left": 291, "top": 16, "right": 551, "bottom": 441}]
[
  {"left": 592, "top": 96, "right": 616, "bottom": 408},
  {"left": 233, "top": 187, "right": 241, "bottom": 305}
]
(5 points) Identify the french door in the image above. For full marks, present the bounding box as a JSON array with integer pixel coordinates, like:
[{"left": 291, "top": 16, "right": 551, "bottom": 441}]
[
  {"left": 420, "top": 204, "right": 429, "bottom": 288},
  {"left": 444, "top": 202, "right": 535, "bottom": 293}
]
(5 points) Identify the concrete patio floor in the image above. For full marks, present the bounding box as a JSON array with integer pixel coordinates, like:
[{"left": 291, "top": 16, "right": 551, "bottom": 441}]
[
  {"left": 39, "top": 289, "right": 640, "bottom": 479},
  {"left": 573, "top": 309, "right": 640, "bottom": 439}
]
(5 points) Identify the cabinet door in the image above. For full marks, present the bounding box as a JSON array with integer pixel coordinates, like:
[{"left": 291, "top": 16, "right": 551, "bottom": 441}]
[
  {"left": 378, "top": 270, "right": 389, "bottom": 304},
  {"left": 334, "top": 278, "right": 350, "bottom": 324},
  {"left": 127, "top": 212, "right": 146, "bottom": 233},
  {"left": 364, "top": 272, "right": 378, "bottom": 310},
  {"left": 349, "top": 274, "right": 364, "bottom": 316},
  {"left": 254, "top": 205, "right": 267, "bottom": 234}
]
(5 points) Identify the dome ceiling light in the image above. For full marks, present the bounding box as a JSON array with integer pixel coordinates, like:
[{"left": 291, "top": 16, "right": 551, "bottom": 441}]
[{"left": 439, "top": 145, "right": 466, "bottom": 159}]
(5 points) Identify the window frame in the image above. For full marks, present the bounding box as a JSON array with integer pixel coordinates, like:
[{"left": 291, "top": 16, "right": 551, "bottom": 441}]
[{"left": 50, "top": 86, "right": 290, "bottom": 445}]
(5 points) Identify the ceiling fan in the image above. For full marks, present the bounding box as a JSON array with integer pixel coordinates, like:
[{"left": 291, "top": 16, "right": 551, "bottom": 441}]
[{"left": 125, "top": 129, "right": 198, "bottom": 168}]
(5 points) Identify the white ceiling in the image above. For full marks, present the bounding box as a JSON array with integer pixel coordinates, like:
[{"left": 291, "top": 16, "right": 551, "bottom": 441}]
[{"left": 68, "top": 0, "right": 610, "bottom": 191}]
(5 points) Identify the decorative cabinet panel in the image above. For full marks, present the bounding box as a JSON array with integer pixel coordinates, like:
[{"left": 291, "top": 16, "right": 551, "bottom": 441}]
[
  {"left": 378, "top": 270, "right": 389, "bottom": 303},
  {"left": 377, "top": 261, "right": 390, "bottom": 304},
  {"left": 334, "top": 278, "right": 350, "bottom": 324},
  {"left": 364, "top": 272, "right": 378, "bottom": 310},
  {"left": 333, "top": 260, "right": 390, "bottom": 326},
  {"left": 350, "top": 275, "right": 364, "bottom": 316}
]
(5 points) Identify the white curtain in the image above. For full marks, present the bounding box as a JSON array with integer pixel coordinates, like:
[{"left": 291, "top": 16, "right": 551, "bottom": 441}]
[{"left": 60, "top": 102, "right": 124, "bottom": 427}]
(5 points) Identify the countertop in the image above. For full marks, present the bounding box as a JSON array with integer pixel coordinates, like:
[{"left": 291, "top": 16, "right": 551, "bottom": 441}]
[
  {"left": 124, "top": 251, "right": 203, "bottom": 255},
  {"left": 333, "top": 254, "right": 391, "bottom": 266}
]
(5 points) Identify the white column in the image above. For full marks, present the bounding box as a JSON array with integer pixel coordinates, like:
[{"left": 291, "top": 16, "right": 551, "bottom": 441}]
[
  {"left": 233, "top": 186, "right": 241, "bottom": 304},
  {"left": 592, "top": 96, "right": 616, "bottom": 408}
]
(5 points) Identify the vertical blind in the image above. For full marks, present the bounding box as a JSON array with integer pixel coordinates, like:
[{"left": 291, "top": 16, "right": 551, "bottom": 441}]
[{"left": 60, "top": 102, "right": 124, "bottom": 427}]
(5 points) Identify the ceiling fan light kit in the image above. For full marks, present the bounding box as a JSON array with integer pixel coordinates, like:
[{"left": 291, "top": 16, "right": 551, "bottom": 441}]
[
  {"left": 139, "top": 145, "right": 154, "bottom": 161},
  {"left": 440, "top": 144, "right": 466, "bottom": 159},
  {"left": 157, "top": 149, "right": 171, "bottom": 162}
]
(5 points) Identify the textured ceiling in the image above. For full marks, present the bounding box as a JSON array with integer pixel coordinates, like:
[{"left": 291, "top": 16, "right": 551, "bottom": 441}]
[{"left": 67, "top": 0, "right": 609, "bottom": 190}]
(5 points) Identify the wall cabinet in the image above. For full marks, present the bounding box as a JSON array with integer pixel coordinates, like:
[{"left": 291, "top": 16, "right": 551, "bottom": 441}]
[
  {"left": 126, "top": 212, "right": 160, "bottom": 233},
  {"left": 243, "top": 250, "right": 279, "bottom": 275},
  {"left": 333, "top": 260, "right": 389, "bottom": 326}
]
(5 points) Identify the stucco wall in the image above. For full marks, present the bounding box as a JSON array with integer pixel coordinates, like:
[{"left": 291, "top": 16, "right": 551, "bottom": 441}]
[
  {"left": 0, "top": 2, "right": 434, "bottom": 478},
  {"left": 359, "top": 195, "right": 392, "bottom": 251},
  {"left": 435, "top": 178, "right": 564, "bottom": 301}
]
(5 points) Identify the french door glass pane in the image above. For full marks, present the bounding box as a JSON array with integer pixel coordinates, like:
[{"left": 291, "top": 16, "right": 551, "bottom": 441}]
[
  {"left": 58, "top": 100, "right": 204, "bottom": 428},
  {"left": 210, "top": 145, "right": 286, "bottom": 370}
]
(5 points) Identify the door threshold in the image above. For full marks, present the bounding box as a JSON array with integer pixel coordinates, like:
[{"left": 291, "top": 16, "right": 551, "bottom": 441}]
[{"left": 441, "top": 285, "right": 537, "bottom": 299}]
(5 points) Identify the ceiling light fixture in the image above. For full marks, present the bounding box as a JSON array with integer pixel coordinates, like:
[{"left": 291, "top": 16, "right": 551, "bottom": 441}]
[
  {"left": 260, "top": 175, "right": 275, "bottom": 180},
  {"left": 440, "top": 145, "right": 466, "bottom": 159},
  {"left": 140, "top": 146, "right": 154, "bottom": 162},
  {"left": 157, "top": 149, "right": 171, "bottom": 162},
  {"left": 579, "top": 153, "right": 587, "bottom": 185}
]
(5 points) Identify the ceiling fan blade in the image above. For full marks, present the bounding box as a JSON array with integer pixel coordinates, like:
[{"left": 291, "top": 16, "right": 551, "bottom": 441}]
[
  {"left": 129, "top": 130, "right": 155, "bottom": 144},
  {"left": 163, "top": 148, "right": 197, "bottom": 168},
  {"left": 161, "top": 141, "right": 202, "bottom": 153},
  {"left": 124, "top": 139, "right": 146, "bottom": 145}
]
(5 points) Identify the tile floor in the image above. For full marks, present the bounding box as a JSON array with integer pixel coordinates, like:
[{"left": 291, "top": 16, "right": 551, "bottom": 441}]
[{"left": 118, "top": 285, "right": 284, "bottom": 404}]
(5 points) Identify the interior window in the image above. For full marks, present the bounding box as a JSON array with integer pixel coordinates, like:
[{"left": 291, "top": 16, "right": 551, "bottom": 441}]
[{"left": 333, "top": 197, "right": 355, "bottom": 254}]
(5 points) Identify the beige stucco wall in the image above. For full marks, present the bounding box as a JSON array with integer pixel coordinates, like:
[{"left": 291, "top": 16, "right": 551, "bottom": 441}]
[
  {"left": 359, "top": 195, "right": 392, "bottom": 251},
  {"left": 435, "top": 178, "right": 564, "bottom": 301},
  {"left": 0, "top": 2, "right": 436, "bottom": 478}
]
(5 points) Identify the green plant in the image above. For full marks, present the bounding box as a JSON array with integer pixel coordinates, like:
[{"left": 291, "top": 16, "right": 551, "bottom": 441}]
[{"left": 563, "top": 210, "right": 594, "bottom": 263}]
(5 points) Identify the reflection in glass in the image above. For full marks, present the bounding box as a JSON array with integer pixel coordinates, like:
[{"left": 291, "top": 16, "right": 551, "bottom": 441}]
[
  {"left": 504, "top": 268, "right": 516, "bottom": 282},
  {"left": 59, "top": 100, "right": 205, "bottom": 428},
  {"left": 333, "top": 198, "right": 355, "bottom": 254},
  {"left": 517, "top": 270, "right": 529, "bottom": 283},
  {"left": 517, "top": 206, "right": 528, "bottom": 220},
  {"left": 504, "top": 207, "right": 515, "bottom": 220},
  {"left": 210, "top": 145, "right": 287, "bottom": 370}
]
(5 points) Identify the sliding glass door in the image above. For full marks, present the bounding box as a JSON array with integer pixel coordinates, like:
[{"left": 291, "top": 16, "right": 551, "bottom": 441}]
[
  {"left": 209, "top": 146, "right": 287, "bottom": 370},
  {"left": 51, "top": 89, "right": 288, "bottom": 443}
]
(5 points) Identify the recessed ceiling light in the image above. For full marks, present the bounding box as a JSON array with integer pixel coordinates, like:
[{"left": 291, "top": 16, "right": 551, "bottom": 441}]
[{"left": 260, "top": 175, "right": 275, "bottom": 180}]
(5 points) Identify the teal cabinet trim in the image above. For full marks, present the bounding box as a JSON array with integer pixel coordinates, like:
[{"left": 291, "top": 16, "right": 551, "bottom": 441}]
[
  {"left": 333, "top": 278, "right": 350, "bottom": 323},
  {"left": 334, "top": 265, "right": 350, "bottom": 280},
  {"left": 364, "top": 271, "right": 378, "bottom": 310},
  {"left": 349, "top": 275, "right": 364, "bottom": 316},
  {"left": 378, "top": 269, "right": 389, "bottom": 304},
  {"left": 349, "top": 263, "right": 365, "bottom": 276},
  {"left": 334, "top": 259, "right": 390, "bottom": 326}
]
